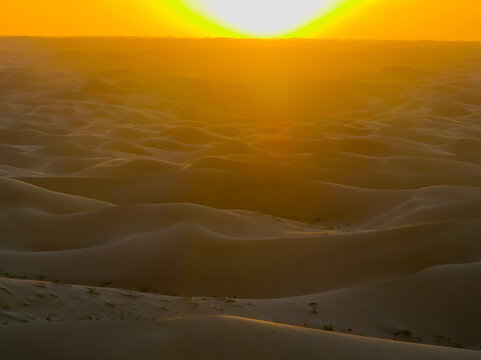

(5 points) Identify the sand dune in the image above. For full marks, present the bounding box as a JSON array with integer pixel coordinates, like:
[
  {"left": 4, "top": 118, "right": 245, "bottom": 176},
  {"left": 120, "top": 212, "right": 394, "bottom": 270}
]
[
  {"left": 1, "top": 38, "right": 480, "bottom": 358},
  {"left": 2, "top": 317, "right": 480, "bottom": 360},
  {"left": 0, "top": 261, "right": 479, "bottom": 351},
  {"left": 1, "top": 196, "right": 480, "bottom": 297}
]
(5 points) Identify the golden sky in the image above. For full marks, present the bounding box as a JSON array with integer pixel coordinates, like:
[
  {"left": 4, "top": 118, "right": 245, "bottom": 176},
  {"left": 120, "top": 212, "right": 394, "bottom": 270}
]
[{"left": 1, "top": 0, "right": 480, "bottom": 40}]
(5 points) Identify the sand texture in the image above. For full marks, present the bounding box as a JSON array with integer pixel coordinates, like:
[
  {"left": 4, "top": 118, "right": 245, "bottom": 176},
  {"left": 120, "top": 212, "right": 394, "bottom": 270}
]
[{"left": 1, "top": 38, "right": 480, "bottom": 359}]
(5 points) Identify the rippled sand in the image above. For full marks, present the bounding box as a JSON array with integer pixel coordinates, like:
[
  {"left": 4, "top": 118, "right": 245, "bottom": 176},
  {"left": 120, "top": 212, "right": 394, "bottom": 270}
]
[{"left": 1, "top": 38, "right": 480, "bottom": 359}]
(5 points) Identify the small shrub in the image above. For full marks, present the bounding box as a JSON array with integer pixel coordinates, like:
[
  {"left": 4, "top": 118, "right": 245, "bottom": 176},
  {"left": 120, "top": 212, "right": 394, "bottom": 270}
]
[
  {"left": 0, "top": 300, "right": 10, "bottom": 310},
  {"left": 436, "top": 334, "right": 445, "bottom": 343},
  {"left": 394, "top": 330, "right": 412, "bottom": 337},
  {"left": 87, "top": 288, "right": 101, "bottom": 296},
  {"left": 323, "top": 324, "right": 333, "bottom": 331}
]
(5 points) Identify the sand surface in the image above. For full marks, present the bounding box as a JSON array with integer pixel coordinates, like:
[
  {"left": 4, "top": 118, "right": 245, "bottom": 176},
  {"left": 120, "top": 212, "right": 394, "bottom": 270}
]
[{"left": 1, "top": 37, "right": 480, "bottom": 359}]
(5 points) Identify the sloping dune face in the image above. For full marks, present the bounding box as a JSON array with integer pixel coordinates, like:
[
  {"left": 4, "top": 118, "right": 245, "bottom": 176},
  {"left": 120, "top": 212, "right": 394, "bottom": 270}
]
[{"left": 0, "top": 38, "right": 480, "bottom": 358}]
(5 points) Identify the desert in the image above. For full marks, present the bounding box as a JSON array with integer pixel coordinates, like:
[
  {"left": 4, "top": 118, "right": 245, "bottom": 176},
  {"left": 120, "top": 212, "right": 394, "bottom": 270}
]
[{"left": 0, "top": 37, "right": 480, "bottom": 359}]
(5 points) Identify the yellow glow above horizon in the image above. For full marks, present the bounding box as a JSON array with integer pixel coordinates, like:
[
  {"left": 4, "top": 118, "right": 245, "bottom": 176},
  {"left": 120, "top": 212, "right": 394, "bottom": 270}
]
[
  {"left": 0, "top": 0, "right": 481, "bottom": 40},
  {"left": 179, "top": 0, "right": 345, "bottom": 37}
]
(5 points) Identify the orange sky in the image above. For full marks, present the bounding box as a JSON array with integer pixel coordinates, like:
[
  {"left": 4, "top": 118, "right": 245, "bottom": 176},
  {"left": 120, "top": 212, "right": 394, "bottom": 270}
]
[{"left": 1, "top": 0, "right": 480, "bottom": 40}]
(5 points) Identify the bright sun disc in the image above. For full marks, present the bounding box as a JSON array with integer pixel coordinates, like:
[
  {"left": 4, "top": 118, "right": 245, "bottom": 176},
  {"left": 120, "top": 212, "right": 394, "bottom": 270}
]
[{"left": 180, "top": 0, "right": 345, "bottom": 37}]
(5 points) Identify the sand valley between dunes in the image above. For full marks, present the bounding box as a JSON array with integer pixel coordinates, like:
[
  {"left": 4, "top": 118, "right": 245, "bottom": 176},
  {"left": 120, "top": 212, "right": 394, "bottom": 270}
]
[{"left": 0, "top": 37, "right": 480, "bottom": 359}]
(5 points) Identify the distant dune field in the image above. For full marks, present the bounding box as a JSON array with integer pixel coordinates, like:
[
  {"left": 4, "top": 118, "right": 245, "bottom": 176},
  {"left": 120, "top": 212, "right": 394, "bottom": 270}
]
[{"left": 0, "top": 38, "right": 480, "bottom": 359}]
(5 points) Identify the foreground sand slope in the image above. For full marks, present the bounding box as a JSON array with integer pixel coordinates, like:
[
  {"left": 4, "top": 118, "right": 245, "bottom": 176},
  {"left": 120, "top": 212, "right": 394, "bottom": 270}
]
[
  {"left": 2, "top": 317, "right": 480, "bottom": 360},
  {"left": 0, "top": 260, "right": 480, "bottom": 349}
]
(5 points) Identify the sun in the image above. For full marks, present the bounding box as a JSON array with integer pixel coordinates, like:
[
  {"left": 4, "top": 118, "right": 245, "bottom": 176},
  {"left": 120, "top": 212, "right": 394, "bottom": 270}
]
[{"left": 179, "top": 0, "right": 346, "bottom": 38}]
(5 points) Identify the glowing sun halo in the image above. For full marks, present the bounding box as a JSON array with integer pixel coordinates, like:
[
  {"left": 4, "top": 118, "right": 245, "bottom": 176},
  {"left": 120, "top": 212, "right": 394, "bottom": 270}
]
[{"left": 179, "top": 0, "right": 345, "bottom": 37}]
